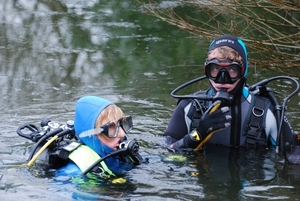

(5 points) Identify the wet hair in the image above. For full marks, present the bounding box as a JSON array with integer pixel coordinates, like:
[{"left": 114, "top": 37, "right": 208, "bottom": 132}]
[
  {"left": 95, "top": 104, "right": 125, "bottom": 128},
  {"left": 207, "top": 35, "right": 248, "bottom": 78},
  {"left": 206, "top": 46, "right": 243, "bottom": 64}
]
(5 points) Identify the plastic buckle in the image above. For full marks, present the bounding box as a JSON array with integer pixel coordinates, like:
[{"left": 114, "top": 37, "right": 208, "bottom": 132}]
[{"left": 92, "top": 166, "right": 110, "bottom": 178}]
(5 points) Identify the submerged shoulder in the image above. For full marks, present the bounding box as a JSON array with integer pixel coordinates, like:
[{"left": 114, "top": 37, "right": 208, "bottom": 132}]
[{"left": 56, "top": 162, "right": 81, "bottom": 177}]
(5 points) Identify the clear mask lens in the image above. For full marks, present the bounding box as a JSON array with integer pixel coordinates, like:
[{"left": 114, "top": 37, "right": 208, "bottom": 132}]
[
  {"left": 209, "top": 64, "right": 240, "bottom": 79},
  {"left": 101, "top": 116, "right": 133, "bottom": 138},
  {"left": 205, "top": 59, "right": 243, "bottom": 84},
  {"left": 120, "top": 116, "right": 133, "bottom": 134}
]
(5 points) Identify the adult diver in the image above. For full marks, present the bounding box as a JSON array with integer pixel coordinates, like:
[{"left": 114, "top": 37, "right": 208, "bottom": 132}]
[{"left": 164, "top": 34, "right": 300, "bottom": 165}]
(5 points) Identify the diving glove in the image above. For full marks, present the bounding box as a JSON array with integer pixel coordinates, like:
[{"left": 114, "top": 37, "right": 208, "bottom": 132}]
[
  {"left": 170, "top": 129, "right": 202, "bottom": 151},
  {"left": 171, "top": 100, "right": 232, "bottom": 151}
]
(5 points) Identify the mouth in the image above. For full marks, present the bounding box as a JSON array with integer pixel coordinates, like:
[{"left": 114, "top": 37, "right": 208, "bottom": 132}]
[
  {"left": 216, "top": 86, "right": 229, "bottom": 92},
  {"left": 115, "top": 139, "right": 123, "bottom": 150}
]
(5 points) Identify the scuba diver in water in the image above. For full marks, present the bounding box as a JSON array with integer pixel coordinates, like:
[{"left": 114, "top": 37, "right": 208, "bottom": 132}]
[
  {"left": 164, "top": 34, "right": 300, "bottom": 164},
  {"left": 17, "top": 96, "right": 146, "bottom": 178}
]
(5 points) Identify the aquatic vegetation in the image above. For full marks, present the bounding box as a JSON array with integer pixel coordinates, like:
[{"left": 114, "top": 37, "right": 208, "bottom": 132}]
[{"left": 138, "top": 0, "right": 300, "bottom": 74}]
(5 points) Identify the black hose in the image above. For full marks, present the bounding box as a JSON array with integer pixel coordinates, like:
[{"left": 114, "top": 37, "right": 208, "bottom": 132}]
[
  {"left": 266, "top": 89, "right": 283, "bottom": 152},
  {"left": 170, "top": 76, "right": 214, "bottom": 100},
  {"left": 81, "top": 148, "right": 127, "bottom": 175}
]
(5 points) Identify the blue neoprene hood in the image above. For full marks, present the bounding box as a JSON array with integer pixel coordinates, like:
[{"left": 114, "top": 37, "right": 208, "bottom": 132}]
[
  {"left": 72, "top": 96, "right": 134, "bottom": 175},
  {"left": 74, "top": 96, "right": 113, "bottom": 155}
]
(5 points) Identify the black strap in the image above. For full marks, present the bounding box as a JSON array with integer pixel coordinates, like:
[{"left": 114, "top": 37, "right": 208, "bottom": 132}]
[
  {"left": 230, "top": 95, "right": 242, "bottom": 146},
  {"left": 190, "top": 99, "right": 205, "bottom": 128},
  {"left": 246, "top": 95, "right": 270, "bottom": 148},
  {"left": 58, "top": 141, "right": 81, "bottom": 160}
]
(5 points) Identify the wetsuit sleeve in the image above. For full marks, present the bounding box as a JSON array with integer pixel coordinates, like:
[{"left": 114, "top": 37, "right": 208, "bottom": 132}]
[{"left": 164, "top": 99, "right": 191, "bottom": 146}]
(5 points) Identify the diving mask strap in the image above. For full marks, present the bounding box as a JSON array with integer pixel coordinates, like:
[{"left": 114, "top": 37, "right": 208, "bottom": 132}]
[
  {"left": 68, "top": 145, "right": 115, "bottom": 177},
  {"left": 78, "top": 128, "right": 104, "bottom": 138}
]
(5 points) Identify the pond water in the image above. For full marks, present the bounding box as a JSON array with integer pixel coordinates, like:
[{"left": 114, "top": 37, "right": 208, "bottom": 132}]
[{"left": 1, "top": 1, "right": 300, "bottom": 200}]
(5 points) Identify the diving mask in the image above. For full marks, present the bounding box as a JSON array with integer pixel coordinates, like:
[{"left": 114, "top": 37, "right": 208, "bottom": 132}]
[
  {"left": 78, "top": 116, "right": 133, "bottom": 139},
  {"left": 205, "top": 59, "right": 244, "bottom": 84},
  {"left": 100, "top": 116, "right": 133, "bottom": 138}
]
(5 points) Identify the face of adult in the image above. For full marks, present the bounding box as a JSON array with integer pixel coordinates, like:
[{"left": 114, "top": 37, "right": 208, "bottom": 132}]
[{"left": 209, "top": 78, "right": 241, "bottom": 93}]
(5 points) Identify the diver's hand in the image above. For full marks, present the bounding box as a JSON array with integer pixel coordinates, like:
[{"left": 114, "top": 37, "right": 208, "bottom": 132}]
[
  {"left": 196, "top": 100, "right": 232, "bottom": 141},
  {"left": 170, "top": 101, "right": 231, "bottom": 152},
  {"left": 169, "top": 130, "right": 203, "bottom": 152}
]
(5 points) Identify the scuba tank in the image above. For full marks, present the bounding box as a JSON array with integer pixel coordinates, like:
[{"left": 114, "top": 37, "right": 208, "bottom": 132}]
[{"left": 17, "top": 118, "right": 76, "bottom": 169}]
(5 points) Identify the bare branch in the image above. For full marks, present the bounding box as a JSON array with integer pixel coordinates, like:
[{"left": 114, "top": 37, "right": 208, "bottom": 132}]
[{"left": 137, "top": 0, "right": 300, "bottom": 71}]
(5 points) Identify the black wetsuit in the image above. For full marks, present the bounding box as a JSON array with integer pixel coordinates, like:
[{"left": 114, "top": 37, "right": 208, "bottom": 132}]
[{"left": 164, "top": 86, "right": 295, "bottom": 148}]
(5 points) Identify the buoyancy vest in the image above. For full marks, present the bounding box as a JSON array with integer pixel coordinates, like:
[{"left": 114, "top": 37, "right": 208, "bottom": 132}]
[
  {"left": 185, "top": 90, "right": 278, "bottom": 147},
  {"left": 69, "top": 144, "right": 115, "bottom": 177},
  {"left": 56, "top": 141, "right": 115, "bottom": 178}
]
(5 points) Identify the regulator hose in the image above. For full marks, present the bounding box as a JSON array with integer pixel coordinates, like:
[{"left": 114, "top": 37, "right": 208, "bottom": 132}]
[{"left": 27, "top": 129, "right": 72, "bottom": 167}]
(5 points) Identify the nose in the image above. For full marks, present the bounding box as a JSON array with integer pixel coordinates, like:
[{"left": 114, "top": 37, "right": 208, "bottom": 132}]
[
  {"left": 117, "top": 126, "right": 126, "bottom": 138},
  {"left": 215, "top": 69, "right": 233, "bottom": 84}
]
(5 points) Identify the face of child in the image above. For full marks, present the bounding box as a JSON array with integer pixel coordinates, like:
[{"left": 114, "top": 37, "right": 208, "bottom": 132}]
[
  {"left": 95, "top": 105, "right": 132, "bottom": 150},
  {"left": 98, "top": 123, "right": 126, "bottom": 150}
]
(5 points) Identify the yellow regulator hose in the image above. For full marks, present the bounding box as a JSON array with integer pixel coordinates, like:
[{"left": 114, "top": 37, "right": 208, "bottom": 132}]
[
  {"left": 27, "top": 135, "right": 58, "bottom": 167},
  {"left": 194, "top": 101, "right": 221, "bottom": 151}
]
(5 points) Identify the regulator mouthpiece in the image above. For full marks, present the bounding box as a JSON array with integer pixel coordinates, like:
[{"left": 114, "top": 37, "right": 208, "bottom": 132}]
[
  {"left": 118, "top": 140, "right": 144, "bottom": 165},
  {"left": 213, "top": 88, "right": 233, "bottom": 106}
]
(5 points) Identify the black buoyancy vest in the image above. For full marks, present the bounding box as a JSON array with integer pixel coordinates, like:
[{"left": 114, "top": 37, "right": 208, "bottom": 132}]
[{"left": 187, "top": 91, "right": 271, "bottom": 147}]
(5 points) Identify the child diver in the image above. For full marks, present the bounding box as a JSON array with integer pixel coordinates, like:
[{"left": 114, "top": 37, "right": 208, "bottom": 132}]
[{"left": 18, "top": 96, "right": 146, "bottom": 178}]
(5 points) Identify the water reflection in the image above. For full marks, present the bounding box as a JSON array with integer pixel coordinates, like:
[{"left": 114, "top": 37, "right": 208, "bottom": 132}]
[{"left": 0, "top": 0, "right": 300, "bottom": 200}]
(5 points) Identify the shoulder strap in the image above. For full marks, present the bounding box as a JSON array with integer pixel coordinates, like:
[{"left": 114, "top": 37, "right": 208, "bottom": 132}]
[
  {"left": 68, "top": 144, "right": 115, "bottom": 177},
  {"left": 244, "top": 94, "right": 270, "bottom": 148}
]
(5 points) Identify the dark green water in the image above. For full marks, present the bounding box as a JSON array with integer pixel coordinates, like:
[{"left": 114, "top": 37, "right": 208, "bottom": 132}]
[{"left": 1, "top": 1, "right": 300, "bottom": 200}]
